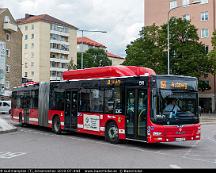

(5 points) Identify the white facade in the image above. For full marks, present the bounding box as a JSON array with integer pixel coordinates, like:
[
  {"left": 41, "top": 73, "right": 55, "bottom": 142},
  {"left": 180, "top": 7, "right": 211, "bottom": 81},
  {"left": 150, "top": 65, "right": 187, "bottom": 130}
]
[
  {"left": 19, "top": 21, "right": 77, "bottom": 82},
  {"left": 0, "top": 41, "right": 6, "bottom": 95}
]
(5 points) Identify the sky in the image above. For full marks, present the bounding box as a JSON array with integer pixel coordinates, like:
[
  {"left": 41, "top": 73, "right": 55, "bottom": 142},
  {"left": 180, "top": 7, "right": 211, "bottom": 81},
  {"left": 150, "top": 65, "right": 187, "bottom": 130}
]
[{"left": 0, "top": 0, "right": 144, "bottom": 58}]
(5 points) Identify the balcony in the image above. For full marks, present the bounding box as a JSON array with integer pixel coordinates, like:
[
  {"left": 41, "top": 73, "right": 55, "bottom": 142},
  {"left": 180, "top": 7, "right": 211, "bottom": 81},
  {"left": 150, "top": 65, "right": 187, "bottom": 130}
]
[
  {"left": 50, "top": 30, "right": 69, "bottom": 37},
  {"left": 50, "top": 57, "right": 70, "bottom": 64},
  {"left": 50, "top": 48, "right": 70, "bottom": 55},
  {"left": 50, "top": 76, "right": 62, "bottom": 81},
  {"left": 50, "top": 39, "right": 70, "bottom": 46},
  {"left": 3, "top": 22, "right": 18, "bottom": 32},
  {"left": 50, "top": 67, "right": 68, "bottom": 72}
]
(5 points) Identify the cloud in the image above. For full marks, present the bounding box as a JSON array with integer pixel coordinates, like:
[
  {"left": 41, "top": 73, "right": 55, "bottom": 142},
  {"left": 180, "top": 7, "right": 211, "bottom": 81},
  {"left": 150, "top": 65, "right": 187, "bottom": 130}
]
[{"left": 0, "top": 0, "right": 144, "bottom": 57}]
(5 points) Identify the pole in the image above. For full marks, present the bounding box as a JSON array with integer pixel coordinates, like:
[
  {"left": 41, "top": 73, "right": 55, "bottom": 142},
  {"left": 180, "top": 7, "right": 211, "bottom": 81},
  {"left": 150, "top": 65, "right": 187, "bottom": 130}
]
[
  {"left": 81, "top": 30, "right": 84, "bottom": 69},
  {"left": 167, "top": 11, "right": 170, "bottom": 75},
  {"left": 167, "top": 1, "right": 200, "bottom": 75},
  {"left": 78, "top": 29, "right": 107, "bottom": 69}
]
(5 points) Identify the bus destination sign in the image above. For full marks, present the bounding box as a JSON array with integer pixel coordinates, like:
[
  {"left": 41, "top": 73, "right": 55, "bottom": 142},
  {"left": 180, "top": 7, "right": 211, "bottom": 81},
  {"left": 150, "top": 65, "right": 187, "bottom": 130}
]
[{"left": 159, "top": 79, "right": 197, "bottom": 91}]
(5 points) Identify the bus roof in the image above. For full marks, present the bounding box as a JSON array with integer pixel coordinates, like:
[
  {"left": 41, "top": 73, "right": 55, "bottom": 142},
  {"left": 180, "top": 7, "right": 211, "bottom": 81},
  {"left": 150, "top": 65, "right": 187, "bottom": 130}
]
[{"left": 63, "top": 66, "right": 156, "bottom": 80}]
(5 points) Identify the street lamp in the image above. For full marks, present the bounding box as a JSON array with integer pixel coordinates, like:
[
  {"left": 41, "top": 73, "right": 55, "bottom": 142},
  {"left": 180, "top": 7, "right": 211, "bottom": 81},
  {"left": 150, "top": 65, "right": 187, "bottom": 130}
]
[
  {"left": 78, "top": 29, "right": 107, "bottom": 69},
  {"left": 167, "top": 0, "right": 201, "bottom": 75}
]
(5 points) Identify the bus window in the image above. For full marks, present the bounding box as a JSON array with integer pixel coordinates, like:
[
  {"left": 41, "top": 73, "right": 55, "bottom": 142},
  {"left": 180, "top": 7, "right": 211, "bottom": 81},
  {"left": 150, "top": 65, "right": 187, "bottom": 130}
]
[
  {"left": 104, "top": 89, "right": 114, "bottom": 114},
  {"left": 80, "top": 89, "right": 91, "bottom": 112},
  {"left": 31, "top": 90, "right": 39, "bottom": 108},
  {"left": 50, "top": 90, "right": 64, "bottom": 110},
  {"left": 114, "top": 87, "right": 122, "bottom": 114},
  {"left": 90, "top": 89, "right": 104, "bottom": 113}
]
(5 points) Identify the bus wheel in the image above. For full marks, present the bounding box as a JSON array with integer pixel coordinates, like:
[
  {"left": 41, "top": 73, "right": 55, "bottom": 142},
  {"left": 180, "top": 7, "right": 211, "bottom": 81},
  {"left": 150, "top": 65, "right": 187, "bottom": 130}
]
[
  {"left": 105, "top": 122, "right": 119, "bottom": 144},
  {"left": 52, "top": 116, "right": 61, "bottom": 134}
]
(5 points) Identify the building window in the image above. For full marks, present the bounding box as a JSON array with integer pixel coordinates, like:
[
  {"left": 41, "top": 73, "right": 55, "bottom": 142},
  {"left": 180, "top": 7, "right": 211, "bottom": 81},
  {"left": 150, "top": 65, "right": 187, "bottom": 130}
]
[
  {"left": 201, "top": 11, "right": 208, "bottom": 21},
  {"left": 201, "top": 28, "right": 209, "bottom": 38},
  {"left": 25, "top": 63, "right": 28, "bottom": 68},
  {"left": 182, "top": 0, "right": 190, "bottom": 6},
  {"left": 25, "top": 26, "right": 28, "bottom": 31},
  {"left": 170, "top": 0, "right": 177, "bottom": 9},
  {"left": 31, "top": 71, "right": 34, "bottom": 76},
  {"left": 6, "top": 65, "right": 10, "bottom": 73},
  {"left": 25, "top": 44, "right": 28, "bottom": 49},
  {"left": 5, "top": 81, "right": 10, "bottom": 89},
  {"left": 31, "top": 43, "right": 34, "bottom": 49},
  {"left": 183, "top": 14, "right": 190, "bottom": 21},
  {"left": 4, "top": 16, "right": 10, "bottom": 23},
  {"left": 31, "top": 34, "right": 34, "bottom": 39},
  {"left": 31, "top": 52, "right": 34, "bottom": 58},
  {"left": 24, "top": 72, "right": 28, "bottom": 77},
  {"left": 200, "top": 0, "right": 208, "bottom": 4},
  {"left": 32, "top": 24, "right": 34, "bottom": 30},
  {"left": 31, "top": 62, "right": 34, "bottom": 67},
  {"left": 25, "top": 35, "right": 28, "bottom": 40},
  {"left": 6, "top": 33, "right": 11, "bottom": 41},
  {"left": 6, "top": 49, "right": 10, "bottom": 57}
]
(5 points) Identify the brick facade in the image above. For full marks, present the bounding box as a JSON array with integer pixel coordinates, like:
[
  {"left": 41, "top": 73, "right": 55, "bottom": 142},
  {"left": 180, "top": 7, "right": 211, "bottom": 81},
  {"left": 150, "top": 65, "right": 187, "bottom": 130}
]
[{"left": 0, "top": 8, "right": 22, "bottom": 91}]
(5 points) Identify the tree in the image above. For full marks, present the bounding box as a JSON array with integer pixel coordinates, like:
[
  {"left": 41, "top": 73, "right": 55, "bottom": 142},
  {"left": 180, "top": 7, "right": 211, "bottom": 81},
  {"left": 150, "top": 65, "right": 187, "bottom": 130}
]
[
  {"left": 67, "top": 59, "right": 77, "bottom": 70},
  {"left": 161, "top": 18, "right": 209, "bottom": 78},
  {"left": 123, "top": 18, "right": 210, "bottom": 78},
  {"left": 77, "top": 48, "right": 112, "bottom": 69},
  {"left": 208, "top": 31, "right": 216, "bottom": 75},
  {"left": 123, "top": 24, "right": 166, "bottom": 74}
]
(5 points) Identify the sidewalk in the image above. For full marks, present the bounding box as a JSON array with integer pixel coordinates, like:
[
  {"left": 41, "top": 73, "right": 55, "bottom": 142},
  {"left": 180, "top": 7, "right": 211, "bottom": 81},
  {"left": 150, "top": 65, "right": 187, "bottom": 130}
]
[
  {"left": 0, "top": 117, "right": 17, "bottom": 134},
  {"left": 200, "top": 113, "right": 216, "bottom": 124}
]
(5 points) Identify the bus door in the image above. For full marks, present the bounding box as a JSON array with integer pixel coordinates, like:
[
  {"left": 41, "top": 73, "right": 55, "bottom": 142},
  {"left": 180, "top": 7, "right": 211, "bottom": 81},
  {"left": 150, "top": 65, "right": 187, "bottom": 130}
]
[
  {"left": 125, "top": 87, "right": 147, "bottom": 140},
  {"left": 64, "top": 90, "right": 78, "bottom": 129},
  {"left": 23, "top": 92, "right": 30, "bottom": 124}
]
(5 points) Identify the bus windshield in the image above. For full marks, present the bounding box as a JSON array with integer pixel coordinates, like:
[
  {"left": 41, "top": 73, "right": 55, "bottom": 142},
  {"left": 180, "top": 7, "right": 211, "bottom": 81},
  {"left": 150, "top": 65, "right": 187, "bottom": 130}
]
[{"left": 152, "top": 89, "right": 199, "bottom": 125}]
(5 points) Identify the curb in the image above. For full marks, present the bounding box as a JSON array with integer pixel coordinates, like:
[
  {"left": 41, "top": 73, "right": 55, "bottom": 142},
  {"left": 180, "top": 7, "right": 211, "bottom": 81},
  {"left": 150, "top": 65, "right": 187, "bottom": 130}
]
[
  {"left": 201, "top": 121, "right": 216, "bottom": 125},
  {"left": 0, "top": 128, "right": 17, "bottom": 134}
]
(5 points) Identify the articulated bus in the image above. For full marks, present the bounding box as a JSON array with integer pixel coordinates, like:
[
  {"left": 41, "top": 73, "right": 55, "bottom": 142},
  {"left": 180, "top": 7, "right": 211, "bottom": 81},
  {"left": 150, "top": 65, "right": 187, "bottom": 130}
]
[{"left": 11, "top": 66, "right": 201, "bottom": 143}]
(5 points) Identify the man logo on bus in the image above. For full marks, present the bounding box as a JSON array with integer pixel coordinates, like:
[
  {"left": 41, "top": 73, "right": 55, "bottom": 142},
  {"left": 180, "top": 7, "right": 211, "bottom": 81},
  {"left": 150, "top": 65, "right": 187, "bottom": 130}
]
[{"left": 161, "top": 81, "right": 167, "bottom": 89}]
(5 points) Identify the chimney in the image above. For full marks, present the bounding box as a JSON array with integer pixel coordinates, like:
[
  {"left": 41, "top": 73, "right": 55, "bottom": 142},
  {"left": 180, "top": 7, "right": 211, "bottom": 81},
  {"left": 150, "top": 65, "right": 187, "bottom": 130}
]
[{"left": 25, "top": 14, "right": 35, "bottom": 19}]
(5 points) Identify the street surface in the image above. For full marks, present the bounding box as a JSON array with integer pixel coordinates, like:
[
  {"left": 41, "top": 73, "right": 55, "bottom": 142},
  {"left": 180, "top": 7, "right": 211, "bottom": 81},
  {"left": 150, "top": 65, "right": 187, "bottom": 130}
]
[{"left": 0, "top": 114, "right": 216, "bottom": 169}]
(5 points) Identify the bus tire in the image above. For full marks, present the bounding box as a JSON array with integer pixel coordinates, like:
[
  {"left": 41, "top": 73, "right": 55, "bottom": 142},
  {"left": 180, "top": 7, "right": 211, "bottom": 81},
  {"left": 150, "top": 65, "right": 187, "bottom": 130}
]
[
  {"left": 105, "top": 122, "right": 119, "bottom": 144},
  {"left": 52, "top": 116, "right": 61, "bottom": 134}
]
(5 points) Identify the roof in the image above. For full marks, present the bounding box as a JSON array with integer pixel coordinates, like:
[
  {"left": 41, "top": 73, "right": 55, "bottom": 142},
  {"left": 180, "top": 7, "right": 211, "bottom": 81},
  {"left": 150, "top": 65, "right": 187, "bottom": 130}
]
[
  {"left": 0, "top": 8, "right": 7, "bottom": 15},
  {"left": 17, "top": 14, "right": 77, "bottom": 29},
  {"left": 77, "top": 37, "right": 107, "bottom": 48},
  {"left": 63, "top": 66, "right": 156, "bottom": 80},
  {"left": 107, "top": 52, "right": 124, "bottom": 59}
]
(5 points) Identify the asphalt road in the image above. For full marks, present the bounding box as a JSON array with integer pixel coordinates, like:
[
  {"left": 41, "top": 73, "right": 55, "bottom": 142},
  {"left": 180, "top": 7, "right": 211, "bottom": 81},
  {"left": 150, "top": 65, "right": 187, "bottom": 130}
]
[{"left": 0, "top": 114, "right": 216, "bottom": 169}]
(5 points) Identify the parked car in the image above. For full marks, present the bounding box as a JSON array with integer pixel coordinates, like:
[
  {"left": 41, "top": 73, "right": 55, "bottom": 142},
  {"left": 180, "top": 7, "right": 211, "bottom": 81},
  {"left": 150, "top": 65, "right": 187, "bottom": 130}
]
[{"left": 0, "top": 100, "right": 11, "bottom": 114}]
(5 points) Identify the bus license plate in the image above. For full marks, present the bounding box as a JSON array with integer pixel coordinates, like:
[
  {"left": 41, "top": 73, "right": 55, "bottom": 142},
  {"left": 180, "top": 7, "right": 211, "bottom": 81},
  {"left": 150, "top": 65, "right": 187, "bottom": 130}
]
[{"left": 176, "top": 138, "right": 185, "bottom": 142}]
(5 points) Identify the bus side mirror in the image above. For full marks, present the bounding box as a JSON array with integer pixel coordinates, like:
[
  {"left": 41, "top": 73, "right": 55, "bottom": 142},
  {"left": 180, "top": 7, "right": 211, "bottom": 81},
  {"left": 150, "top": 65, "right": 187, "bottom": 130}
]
[{"left": 198, "top": 106, "right": 202, "bottom": 116}]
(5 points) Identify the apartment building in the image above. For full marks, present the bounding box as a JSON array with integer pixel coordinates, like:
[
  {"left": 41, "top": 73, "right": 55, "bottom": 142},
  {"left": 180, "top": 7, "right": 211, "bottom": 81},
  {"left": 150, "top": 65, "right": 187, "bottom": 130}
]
[
  {"left": 0, "top": 8, "right": 22, "bottom": 95},
  {"left": 77, "top": 37, "right": 125, "bottom": 65},
  {"left": 145, "top": 0, "right": 216, "bottom": 113},
  {"left": 17, "top": 14, "right": 77, "bottom": 82}
]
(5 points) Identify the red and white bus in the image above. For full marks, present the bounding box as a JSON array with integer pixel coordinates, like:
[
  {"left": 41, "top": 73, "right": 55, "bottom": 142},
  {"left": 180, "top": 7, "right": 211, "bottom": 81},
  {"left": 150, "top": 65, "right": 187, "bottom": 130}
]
[{"left": 11, "top": 66, "right": 201, "bottom": 143}]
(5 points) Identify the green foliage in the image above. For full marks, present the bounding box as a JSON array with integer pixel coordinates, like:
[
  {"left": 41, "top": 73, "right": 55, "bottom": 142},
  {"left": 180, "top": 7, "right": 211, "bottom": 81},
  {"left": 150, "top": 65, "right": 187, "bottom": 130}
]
[
  {"left": 124, "top": 18, "right": 210, "bottom": 78},
  {"left": 208, "top": 31, "right": 216, "bottom": 75},
  {"left": 123, "top": 24, "right": 166, "bottom": 74},
  {"left": 67, "top": 59, "right": 77, "bottom": 70},
  {"left": 77, "top": 48, "right": 112, "bottom": 69}
]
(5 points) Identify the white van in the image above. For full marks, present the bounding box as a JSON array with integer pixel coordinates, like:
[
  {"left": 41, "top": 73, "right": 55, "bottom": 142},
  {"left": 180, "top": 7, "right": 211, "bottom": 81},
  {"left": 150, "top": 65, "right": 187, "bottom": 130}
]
[{"left": 0, "top": 100, "right": 11, "bottom": 114}]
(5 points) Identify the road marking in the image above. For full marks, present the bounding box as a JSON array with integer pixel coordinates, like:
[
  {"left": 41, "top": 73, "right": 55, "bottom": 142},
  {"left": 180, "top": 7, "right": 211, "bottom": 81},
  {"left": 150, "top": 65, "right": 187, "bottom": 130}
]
[
  {"left": 0, "top": 152, "right": 26, "bottom": 159},
  {"left": 18, "top": 128, "right": 216, "bottom": 165},
  {"left": 169, "top": 164, "right": 181, "bottom": 169}
]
